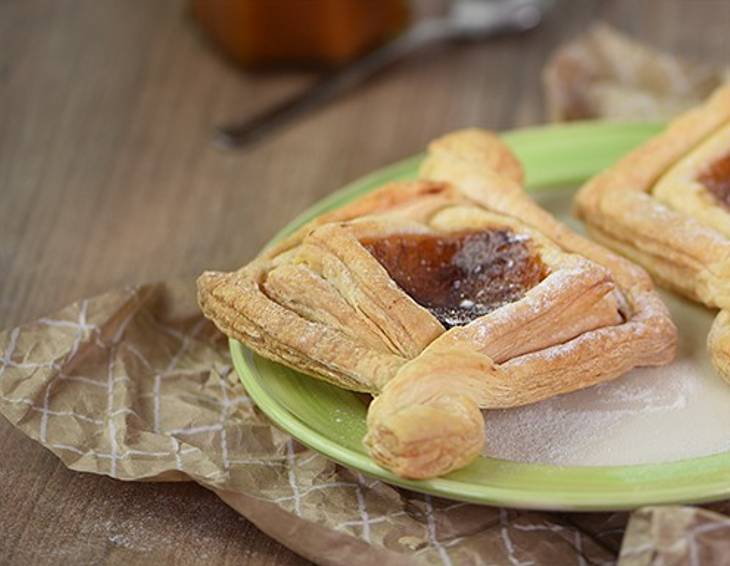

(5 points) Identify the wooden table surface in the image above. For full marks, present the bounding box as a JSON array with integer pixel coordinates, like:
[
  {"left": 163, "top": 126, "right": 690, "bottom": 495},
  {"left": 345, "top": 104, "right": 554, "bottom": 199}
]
[{"left": 1, "top": 1, "right": 728, "bottom": 564}]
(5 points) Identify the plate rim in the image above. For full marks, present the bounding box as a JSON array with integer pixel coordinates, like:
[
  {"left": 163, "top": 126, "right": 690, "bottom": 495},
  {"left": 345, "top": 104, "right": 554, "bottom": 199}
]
[
  {"left": 233, "top": 342, "right": 730, "bottom": 511},
  {"left": 230, "top": 121, "right": 730, "bottom": 511}
]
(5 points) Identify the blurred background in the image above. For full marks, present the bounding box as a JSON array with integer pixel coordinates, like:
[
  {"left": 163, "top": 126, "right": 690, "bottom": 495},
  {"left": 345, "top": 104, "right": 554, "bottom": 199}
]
[{"left": 1, "top": 1, "right": 729, "bottom": 564}]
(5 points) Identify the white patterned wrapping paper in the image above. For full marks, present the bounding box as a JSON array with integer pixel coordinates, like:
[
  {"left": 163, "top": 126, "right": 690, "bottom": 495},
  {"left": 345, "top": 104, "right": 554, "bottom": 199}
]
[{"left": 2, "top": 280, "right": 729, "bottom": 565}]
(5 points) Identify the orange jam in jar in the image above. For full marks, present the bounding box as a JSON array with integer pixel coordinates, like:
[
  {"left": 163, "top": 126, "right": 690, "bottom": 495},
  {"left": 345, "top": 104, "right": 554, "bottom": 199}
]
[{"left": 193, "top": 0, "right": 409, "bottom": 68}]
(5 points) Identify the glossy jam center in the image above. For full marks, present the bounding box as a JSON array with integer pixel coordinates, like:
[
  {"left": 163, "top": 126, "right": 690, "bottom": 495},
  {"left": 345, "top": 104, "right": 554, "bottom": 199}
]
[
  {"left": 361, "top": 229, "right": 547, "bottom": 328},
  {"left": 698, "top": 152, "right": 730, "bottom": 208}
]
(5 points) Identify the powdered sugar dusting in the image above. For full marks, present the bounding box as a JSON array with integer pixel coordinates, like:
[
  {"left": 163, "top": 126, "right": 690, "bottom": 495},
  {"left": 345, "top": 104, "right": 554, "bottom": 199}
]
[{"left": 481, "top": 188, "right": 730, "bottom": 465}]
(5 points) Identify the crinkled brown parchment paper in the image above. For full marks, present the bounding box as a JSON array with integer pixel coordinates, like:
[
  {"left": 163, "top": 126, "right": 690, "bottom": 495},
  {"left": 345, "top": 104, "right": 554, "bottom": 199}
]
[
  {"left": 3, "top": 25, "right": 730, "bottom": 566},
  {"left": 2, "top": 281, "right": 730, "bottom": 565},
  {"left": 544, "top": 24, "right": 730, "bottom": 122}
]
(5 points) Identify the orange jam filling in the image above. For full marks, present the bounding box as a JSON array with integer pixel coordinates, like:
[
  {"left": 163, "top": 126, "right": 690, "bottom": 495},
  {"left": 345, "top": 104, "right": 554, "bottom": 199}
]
[{"left": 361, "top": 229, "right": 548, "bottom": 328}]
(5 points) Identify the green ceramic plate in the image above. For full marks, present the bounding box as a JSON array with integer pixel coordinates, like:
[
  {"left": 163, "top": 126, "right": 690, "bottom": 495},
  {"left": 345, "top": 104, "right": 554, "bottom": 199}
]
[{"left": 231, "top": 122, "right": 730, "bottom": 511}]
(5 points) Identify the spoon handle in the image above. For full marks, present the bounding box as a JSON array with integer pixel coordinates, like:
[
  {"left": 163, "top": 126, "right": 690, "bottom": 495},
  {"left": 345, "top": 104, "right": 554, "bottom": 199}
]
[{"left": 214, "top": 21, "right": 450, "bottom": 149}]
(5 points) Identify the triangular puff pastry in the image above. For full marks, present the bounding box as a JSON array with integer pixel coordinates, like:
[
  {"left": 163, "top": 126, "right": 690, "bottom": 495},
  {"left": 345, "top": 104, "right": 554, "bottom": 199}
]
[
  {"left": 576, "top": 85, "right": 730, "bottom": 384},
  {"left": 199, "top": 129, "right": 676, "bottom": 479}
]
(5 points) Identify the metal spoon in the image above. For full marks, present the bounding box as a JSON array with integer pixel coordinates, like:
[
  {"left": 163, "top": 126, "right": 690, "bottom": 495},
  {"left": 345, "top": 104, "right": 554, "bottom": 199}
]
[{"left": 215, "top": 0, "right": 550, "bottom": 149}]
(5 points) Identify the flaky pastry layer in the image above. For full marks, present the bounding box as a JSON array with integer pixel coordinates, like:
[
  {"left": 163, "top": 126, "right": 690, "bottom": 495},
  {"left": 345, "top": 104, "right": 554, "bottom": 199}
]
[{"left": 575, "top": 85, "right": 730, "bottom": 383}]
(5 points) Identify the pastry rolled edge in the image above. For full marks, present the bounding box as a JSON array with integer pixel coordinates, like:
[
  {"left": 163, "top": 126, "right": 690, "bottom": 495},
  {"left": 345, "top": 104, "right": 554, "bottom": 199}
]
[{"left": 709, "top": 310, "right": 730, "bottom": 385}]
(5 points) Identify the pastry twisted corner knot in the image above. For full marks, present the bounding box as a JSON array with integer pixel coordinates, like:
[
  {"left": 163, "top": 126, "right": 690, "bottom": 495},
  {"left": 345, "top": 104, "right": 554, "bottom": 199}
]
[
  {"left": 364, "top": 346, "right": 498, "bottom": 478},
  {"left": 364, "top": 391, "right": 484, "bottom": 479}
]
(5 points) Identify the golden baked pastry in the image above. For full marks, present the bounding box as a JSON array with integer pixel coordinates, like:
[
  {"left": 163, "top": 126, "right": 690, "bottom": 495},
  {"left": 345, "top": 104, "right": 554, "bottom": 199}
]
[
  {"left": 575, "top": 85, "right": 730, "bottom": 383},
  {"left": 199, "top": 129, "right": 677, "bottom": 479}
]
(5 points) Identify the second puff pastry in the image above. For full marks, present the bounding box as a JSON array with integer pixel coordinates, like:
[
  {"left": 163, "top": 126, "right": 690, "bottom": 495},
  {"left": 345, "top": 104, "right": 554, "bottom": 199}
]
[
  {"left": 199, "top": 129, "right": 677, "bottom": 479},
  {"left": 575, "top": 85, "right": 730, "bottom": 384}
]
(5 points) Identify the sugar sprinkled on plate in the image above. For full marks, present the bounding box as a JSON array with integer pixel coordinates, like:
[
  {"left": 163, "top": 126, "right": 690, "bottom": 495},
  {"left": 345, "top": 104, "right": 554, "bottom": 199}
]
[{"left": 482, "top": 190, "right": 730, "bottom": 466}]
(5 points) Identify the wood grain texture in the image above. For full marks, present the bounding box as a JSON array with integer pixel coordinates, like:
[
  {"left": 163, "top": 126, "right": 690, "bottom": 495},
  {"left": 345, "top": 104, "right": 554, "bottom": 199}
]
[{"left": 1, "top": 0, "right": 728, "bottom": 563}]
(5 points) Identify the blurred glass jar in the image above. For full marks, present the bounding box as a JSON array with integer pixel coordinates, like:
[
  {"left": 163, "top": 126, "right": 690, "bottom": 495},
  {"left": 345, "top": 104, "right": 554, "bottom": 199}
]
[{"left": 193, "top": 0, "right": 410, "bottom": 68}]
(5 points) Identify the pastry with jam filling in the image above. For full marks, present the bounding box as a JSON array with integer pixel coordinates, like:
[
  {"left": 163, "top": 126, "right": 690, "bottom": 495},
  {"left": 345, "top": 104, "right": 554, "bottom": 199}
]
[
  {"left": 360, "top": 229, "right": 549, "bottom": 328},
  {"left": 198, "top": 129, "right": 677, "bottom": 479},
  {"left": 576, "top": 85, "right": 730, "bottom": 384}
]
